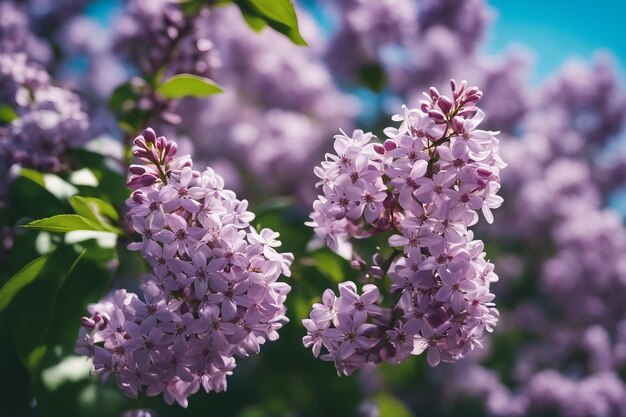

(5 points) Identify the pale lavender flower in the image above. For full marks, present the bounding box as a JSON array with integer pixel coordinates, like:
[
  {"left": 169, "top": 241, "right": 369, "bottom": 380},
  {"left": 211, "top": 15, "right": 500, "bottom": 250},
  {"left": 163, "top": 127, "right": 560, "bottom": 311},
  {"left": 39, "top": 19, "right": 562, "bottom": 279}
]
[
  {"left": 77, "top": 128, "right": 292, "bottom": 406},
  {"left": 304, "top": 81, "right": 504, "bottom": 375}
]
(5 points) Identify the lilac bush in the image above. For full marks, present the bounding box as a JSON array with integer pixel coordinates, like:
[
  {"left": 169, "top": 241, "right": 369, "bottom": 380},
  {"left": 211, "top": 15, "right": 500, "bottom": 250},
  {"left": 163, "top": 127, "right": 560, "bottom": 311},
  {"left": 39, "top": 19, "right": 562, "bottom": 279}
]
[
  {"left": 303, "top": 80, "right": 504, "bottom": 375},
  {"left": 0, "top": 52, "right": 89, "bottom": 175},
  {"left": 76, "top": 128, "right": 293, "bottom": 407},
  {"left": 4, "top": 0, "right": 626, "bottom": 416}
]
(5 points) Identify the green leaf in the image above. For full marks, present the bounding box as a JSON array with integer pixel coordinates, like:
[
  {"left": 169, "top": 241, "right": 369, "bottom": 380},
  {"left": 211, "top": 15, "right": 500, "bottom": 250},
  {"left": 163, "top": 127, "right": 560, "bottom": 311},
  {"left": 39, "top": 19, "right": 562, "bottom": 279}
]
[
  {"left": 236, "top": 0, "right": 307, "bottom": 45},
  {"left": 23, "top": 214, "right": 109, "bottom": 233},
  {"left": 311, "top": 250, "right": 345, "bottom": 284},
  {"left": 241, "top": 7, "right": 266, "bottom": 31},
  {"left": 70, "top": 149, "right": 128, "bottom": 206},
  {"left": 78, "top": 197, "right": 119, "bottom": 222},
  {"left": 14, "top": 246, "right": 120, "bottom": 417},
  {"left": 0, "top": 105, "right": 18, "bottom": 123},
  {"left": 374, "top": 393, "right": 414, "bottom": 417},
  {"left": 70, "top": 196, "right": 119, "bottom": 224},
  {"left": 0, "top": 254, "right": 49, "bottom": 312},
  {"left": 20, "top": 168, "right": 78, "bottom": 200},
  {"left": 358, "top": 63, "right": 386, "bottom": 92},
  {"left": 11, "top": 246, "right": 86, "bottom": 370},
  {"left": 156, "top": 74, "right": 223, "bottom": 99}
]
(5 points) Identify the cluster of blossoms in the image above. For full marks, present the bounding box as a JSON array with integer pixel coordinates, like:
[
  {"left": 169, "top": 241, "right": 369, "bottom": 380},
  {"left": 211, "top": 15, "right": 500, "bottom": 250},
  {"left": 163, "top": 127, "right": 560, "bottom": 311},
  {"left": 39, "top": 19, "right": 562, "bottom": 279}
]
[
  {"left": 441, "top": 55, "right": 626, "bottom": 417},
  {"left": 76, "top": 128, "right": 293, "bottom": 407},
  {"left": 303, "top": 80, "right": 504, "bottom": 375},
  {"left": 113, "top": 0, "right": 221, "bottom": 79},
  {"left": 0, "top": 52, "right": 88, "bottom": 176},
  {"left": 174, "top": 6, "right": 357, "bottom": 200},
  {"left": 324, "top": 0, "right": 491, "bottom": 90},
  {"left": 0, "top": 1, "right": 50, "bottom": 63}
]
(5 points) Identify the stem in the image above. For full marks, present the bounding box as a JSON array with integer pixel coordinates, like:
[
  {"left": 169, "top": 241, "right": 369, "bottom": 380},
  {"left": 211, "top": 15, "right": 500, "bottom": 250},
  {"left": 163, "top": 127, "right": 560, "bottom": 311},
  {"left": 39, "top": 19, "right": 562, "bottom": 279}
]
[{"left": 381, "top": 249, "right": 402, "bottom": 276}]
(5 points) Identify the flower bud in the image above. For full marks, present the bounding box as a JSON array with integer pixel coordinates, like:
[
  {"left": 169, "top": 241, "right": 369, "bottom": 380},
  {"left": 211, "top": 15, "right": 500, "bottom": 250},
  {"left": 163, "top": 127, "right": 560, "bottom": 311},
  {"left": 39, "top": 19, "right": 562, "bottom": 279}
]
[{"left": 143, "top": 128, "right": 156, "bottom": 144}]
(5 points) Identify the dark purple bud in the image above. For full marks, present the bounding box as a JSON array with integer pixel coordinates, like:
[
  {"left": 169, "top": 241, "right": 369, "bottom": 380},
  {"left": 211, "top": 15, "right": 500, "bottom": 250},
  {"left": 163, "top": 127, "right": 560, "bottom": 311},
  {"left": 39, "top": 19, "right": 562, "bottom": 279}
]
[
  {"left": 155, "top": 136, "right": 166, "bottom": 150},
  {"left": 133, "top": 148, "right": 149, "bottom": 158},
  {"left": 437, "top": 95, "right": 453, "bottom": 114},
  {"left": 140, "top": 174, "right": 158, "bottom": 186},
  {"left": 132, "top": 191, "right": 146, "bottom": 203},
  {"left": 165, "top": 142, "right": 177, "bottom": 158},
  {"left": 370, "top": 266, "right": 383, "bottom": 279},
  {"left": 81, "top": 317, "right": 96, "bottom": 328},
  {"left": 133, "top": 136, "right": 147, "bottom": 148},
  {"left": 374, "top": 144, "right": 386, "bottom": 155},
  {"left": 429, "top": 87, "right": 440, "bottom": 101},
  {"left": 451, "top": 116, "right": 465, "bottom": 134},
  {"left": 453, "top": 79, "right": 467, "bottom": 99},
  {"left": 428, "top": 109, "right": 446, "bottom": 122},
  {"left": 129, "top": 165, "right": 146, "bottom": 175},
  {"left": 143, "top": 128, "right": 156, "bottom": 143},
  {"left": 373, "top": 252, "right": 384, "bottom": 266},
  {"left": 477, "top": 167, "right": 493, "bottom": 177},
  {"left": 383, "top": 139, "right": 397, "bottom": 151},
  {"left": 350, "top": 260, "right": 363, "bottom": 270}
]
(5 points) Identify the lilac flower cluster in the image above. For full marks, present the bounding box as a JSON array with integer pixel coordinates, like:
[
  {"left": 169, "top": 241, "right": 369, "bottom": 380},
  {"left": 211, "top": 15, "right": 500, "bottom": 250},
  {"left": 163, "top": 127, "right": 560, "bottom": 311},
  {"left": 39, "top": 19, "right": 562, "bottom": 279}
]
[
  {"left": 324, "top": 0, "right": 492, "bottom": 89},
  {"left": 438, "top": 55, "right": 626, "bottom": 417},
  {"left": 0, "top": 2, "right": 50, "bottom": 63},
  {"left": 113, "top": 0, "right": 221, "bottom": 79},
  {"left": 174, "top": 6, "right": 357, "bottom": 200},
  {"left": 76, "top": 128, "right": 293, "bottom": 407},
  {"left": 0, "top": 53, "right": 88, "bottom": 174},
  {"left": 303, "top": 81, "right": 504, "bottom": 375}
]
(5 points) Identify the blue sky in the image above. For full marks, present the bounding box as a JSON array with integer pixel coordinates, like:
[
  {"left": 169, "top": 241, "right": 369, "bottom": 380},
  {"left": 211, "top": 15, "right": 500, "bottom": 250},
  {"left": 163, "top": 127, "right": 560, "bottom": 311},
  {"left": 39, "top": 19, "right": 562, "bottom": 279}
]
[
  {"left": 485, "top": 0, "right": 626, "bottom": 82},
  {"left": 87, "top": 0, "right": 626, "bottom": 84}
]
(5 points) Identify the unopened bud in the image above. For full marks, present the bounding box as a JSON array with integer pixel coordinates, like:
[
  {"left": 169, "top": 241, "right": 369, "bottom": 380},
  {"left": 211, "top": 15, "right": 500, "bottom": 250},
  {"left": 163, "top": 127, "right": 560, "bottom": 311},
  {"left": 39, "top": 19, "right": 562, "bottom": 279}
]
[
  {"left": 437, "top": 95, "right": 453, "bottom": 114},
  {"left": 451, "top": 116, "right": 465, "bottom": 134},
  {"left": 369, "top": 266, "right": 383, "bottom": 279},
  {"left": 143, "top": 128, "right": 156, "bottom": 143},
  {"left": 129, "top": 165, "right": 146, "bottom": 175},
  {"left": 81, "top": 317, "right": 96, "bottom": 328},
  {"left": 428, "top": 109, "right": 446, "bottom": 122},
  {"left": 383, "top": 139, "right": 397, "bottom": 151},
  {"left": 140, "top": 174, "right": 158, "bottom": 186}
]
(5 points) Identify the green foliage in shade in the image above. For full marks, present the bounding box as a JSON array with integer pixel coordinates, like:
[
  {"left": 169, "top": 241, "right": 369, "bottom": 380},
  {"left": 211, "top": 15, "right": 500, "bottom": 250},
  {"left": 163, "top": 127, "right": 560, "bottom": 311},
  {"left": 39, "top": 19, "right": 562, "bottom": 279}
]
[
  {"left": 26, "top": 248, "right": 121, "bottom": 416},
  {"left": 310, "top": 249, "right": 349, "bottom": 284},
  {"left": 157, "top": 74, "right": 223, "bottom": 99},
  {"left": 358, "top": 63, "right": 387, "bottom": 92},
  {"left": 374, "top": 392, "right": 415, "bottom": 417},
  {"left": 24, "top": 214, "right": 120, "bottom": 234},
  {"left": 108, "top": 80, "right": 146, "bottom": 134},
  {"left": 0, "top": 105, "right": 18, "bottom": 123},
  {"left": 235, "top": 0, "right": 308, "bottom": 45},
  {"left": 0, "top": 254, "right": 49, "bottom": 312},
  {"left": 2, "top": 241, "right": 120, "bottom": 417},
  {"left": 72, "top": 196, "right": 119, "bottom": 222},
  {"left": 11, "top": 246, "right": 86, "bottom": 370},
  {"left": 71, "top": 149, "right": 128, "bottom": 206},
  {"left": 240, "top": 7, "right": 266, "bottom": 31},
  {"left": 69, "top": 196, "right": 121, "bottom": 232},
  {"left": 19, "top": 168, "right": 78, "bottom": 200}
]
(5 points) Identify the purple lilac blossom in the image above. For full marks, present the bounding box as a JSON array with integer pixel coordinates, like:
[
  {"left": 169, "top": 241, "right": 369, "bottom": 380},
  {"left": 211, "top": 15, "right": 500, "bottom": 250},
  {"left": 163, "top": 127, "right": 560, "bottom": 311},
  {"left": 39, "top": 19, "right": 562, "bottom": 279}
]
[
  {"left": 77, "top": 128, "right": 293, "bottom": 407},
  {"left": 113, "top": 0, "right": 221, "bottom": 80},
  {"left": 0, "top": 53, "right": 89, "bottom": 175},
  {"left": 0, "top": 1, "right": 50, "bottom": 63},
  {"left": 173, "top": 5, "right": 357, "bottom": 200},
  {"left": 325, "top": 0, "right": 492, "bottom": 89},
  {"left": 441, "top": 55, "right": 626, "bottom": 417},
  {"left": 303, "top": 81, "right": 504, "bottom": 375}
]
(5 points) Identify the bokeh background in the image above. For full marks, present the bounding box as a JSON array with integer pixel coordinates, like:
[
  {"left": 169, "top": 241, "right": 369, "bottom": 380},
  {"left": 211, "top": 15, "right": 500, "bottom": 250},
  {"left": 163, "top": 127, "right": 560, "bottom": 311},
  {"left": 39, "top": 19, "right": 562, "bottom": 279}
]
[{"left": 2, "top": 0, "right": 626, "bottom": 416}]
